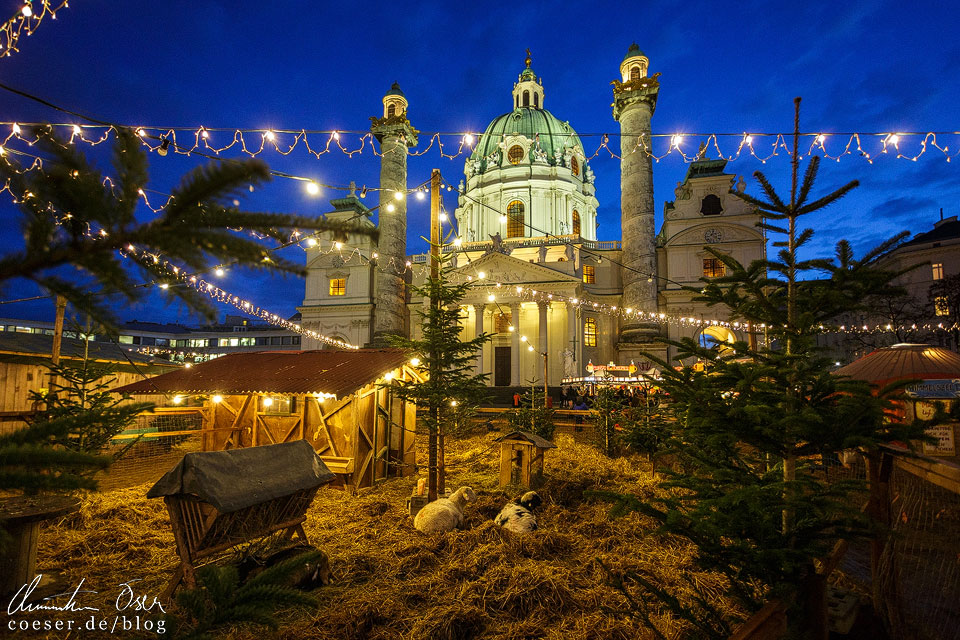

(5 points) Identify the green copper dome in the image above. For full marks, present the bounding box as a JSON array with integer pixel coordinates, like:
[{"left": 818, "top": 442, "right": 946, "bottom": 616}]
[
  {"left": 470, "top": 107, "right": 586, "bottom": 167},
  {"left": 385, "top": 82, "right": 404, "bottom": 97},
  {"left": 622, "top": 43, "right": 645, "bottom": 61}
]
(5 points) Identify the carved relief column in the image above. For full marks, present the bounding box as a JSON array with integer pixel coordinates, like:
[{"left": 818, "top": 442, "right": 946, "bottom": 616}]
[
  {"left": 567, "top": 302, "right": 578, "bottom": 375},
  {"left": 510, "top": 302, "right": 521, "bottom": 386},
  {"left": 473, "top": 304, "right": 485, "bottom": 378}
]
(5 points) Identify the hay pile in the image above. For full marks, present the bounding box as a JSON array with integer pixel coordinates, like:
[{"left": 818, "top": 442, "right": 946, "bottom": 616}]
[{"left": 36, "top": 434, "right": 742, "bottom": 639}]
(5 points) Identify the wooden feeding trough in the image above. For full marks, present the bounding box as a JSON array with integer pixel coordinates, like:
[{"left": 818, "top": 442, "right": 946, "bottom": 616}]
[
  {"left": 147, "top": 440, "right": 335, "bottom": 598},
  {"left": 118, "top": 349, "right": 422, "bottom": 490},
  {"left": 495, "top": 430, "right": 557, "bottom": 488}
]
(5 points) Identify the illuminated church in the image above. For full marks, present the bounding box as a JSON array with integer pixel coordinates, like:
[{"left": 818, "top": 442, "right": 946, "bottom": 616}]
[{"left": 298, "top": 46, "right": 765, "bottom": 387}]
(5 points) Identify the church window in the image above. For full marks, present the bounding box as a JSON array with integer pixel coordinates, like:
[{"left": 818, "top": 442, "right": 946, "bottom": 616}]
[
  {"left": 583, "top": 317, "right": 597, "bottom": 347},
  {"left": 495, "top": 313, "right": 512, "bottom": 333},
  {"left": 534, "top": 93, "right": 539, "bottom": 108},
  {"left": 702, "top": 258, "right": 725, "bottom": 278},
  {"left": 935, "top": 296, "right": 950, "bottom": 316},
  {"left": 932, "top": 263, "right": 943, "bottom": 280},
  {"left": 570, "top": 156, "right": 579, "bottom": 176},
  {"left": 387, "top": 104, "right": 396, "bottom": 118},
  {"left": 630, "top": 66, "right": 641, "bottom": 81},
  {"left": 700, "top": 194, "right": 723, "bottom": 215},
  {"left": 572, "top": 210, "right": 581, "bottom": 236},
  {"left": 523, "top": 91, "right": 530, "bottom": 107},
  {"left": 508, "top": 145, "right": 525, "bottom": 165},
  {"left": 329, "top": 277, "right": 346, "bottom": 296},
  {"left": 582, "top": 265, "right": 596, "bottom": 284},
  {"left": 506, "top": 200, "right": 525, "bottom": 238}
]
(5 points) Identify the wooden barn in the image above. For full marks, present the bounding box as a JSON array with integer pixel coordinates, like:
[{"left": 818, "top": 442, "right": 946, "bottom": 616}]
[{"left": 117, "top": 349, "right": 421, "bottom": 490}]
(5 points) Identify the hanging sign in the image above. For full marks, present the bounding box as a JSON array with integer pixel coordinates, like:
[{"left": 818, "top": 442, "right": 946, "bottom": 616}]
[
  {"left": 904, "top": 379, "right": 960, "bottom": 399},
  {"left": 585, "top": 361, "right": 638, "bottom": 376}
]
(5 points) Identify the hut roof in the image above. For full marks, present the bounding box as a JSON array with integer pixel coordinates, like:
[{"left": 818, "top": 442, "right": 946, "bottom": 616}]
[
  {"left": 835, "top": 344, "right": 960, "bottom": 385},
  {"left": 495, "top": 430, "right": 557, "bottom": 449},
  {"left": 0, "top": 332, "right": 176, "bottom": 370},
  {"left": 115, "top": 348, "right": 410, "bottom": 397}
]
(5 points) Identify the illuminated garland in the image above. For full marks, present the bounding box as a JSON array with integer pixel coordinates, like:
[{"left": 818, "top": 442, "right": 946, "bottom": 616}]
[
  {"left": 2, "top": 123, "right": 958, "bottom": 165},
  {"left": 0, "top": 1, "right": 68, "bottom": 58}
]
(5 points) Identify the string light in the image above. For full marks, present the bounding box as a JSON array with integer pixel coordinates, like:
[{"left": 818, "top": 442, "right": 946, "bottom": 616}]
[
  {"left": 305, "top": 181, "right": 320, "bottom": 195},
  {"left": 0, "top": 1, "right": 66, "bottom": 59}
]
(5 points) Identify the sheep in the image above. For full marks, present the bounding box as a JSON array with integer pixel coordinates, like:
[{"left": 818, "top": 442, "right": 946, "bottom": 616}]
[
  {"left": 494, "top": 491, "right": 542, "bottom": 533},
  {"left": 413, "top": 486, "right": 476, "bottom": 534}
]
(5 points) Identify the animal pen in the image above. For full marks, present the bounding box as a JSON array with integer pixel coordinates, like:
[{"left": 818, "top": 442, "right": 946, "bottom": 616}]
[{"left": 118, "top": 349, "right": 421, "bottom": 490}]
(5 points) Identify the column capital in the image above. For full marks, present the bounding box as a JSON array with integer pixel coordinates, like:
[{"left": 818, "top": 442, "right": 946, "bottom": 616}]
[
  {"left": 536, "top": 299, "right": 550, "bottom": 310},
  {"left": 472, "top": 303, "right": 486, "bottom": 313}
]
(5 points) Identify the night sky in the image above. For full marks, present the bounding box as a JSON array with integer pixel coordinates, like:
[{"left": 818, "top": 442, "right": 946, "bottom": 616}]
[{"left": 0, "top": 1, "right": 957, "bottom": 327}]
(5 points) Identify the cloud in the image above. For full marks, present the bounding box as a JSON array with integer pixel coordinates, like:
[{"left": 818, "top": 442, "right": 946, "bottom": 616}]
[{"left": 868, "top": 195, "right": 938, "bottom": 220}]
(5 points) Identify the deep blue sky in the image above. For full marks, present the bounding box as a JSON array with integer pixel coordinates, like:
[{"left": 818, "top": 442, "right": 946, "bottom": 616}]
[{"left": 0, "top": 0, "right": 957, "bottom": 326}]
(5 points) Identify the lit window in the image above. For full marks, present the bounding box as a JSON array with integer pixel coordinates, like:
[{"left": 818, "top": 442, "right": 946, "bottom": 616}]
[
  {"left": 329, "top": 278, "right": 346, "bottom": 296},
  {"left": 583, "top": 317, "right": 597, "bottom": 347},
  {"left": 118, "top": 335, "right": 134, "bottom": 344},
  {"left": 261, "top": 395, "right": 295, "bottom": 414},
  {"left": 703, "top": 258, "right": 725, "bottom": 278},
  {"left": 572, "top": 210, "right": 581, "bottom": 236},
  {"left": 932, "top": 263, "right": 944, "bottom": 280},
  {"left": 570, "top": 156, "right": 579, "bottom": 176},
  {"left": 218, "top": 337, "right": 240, "bottom": 347},
  {"left": 935, "top": 296, "right": 950, "bottom": 316},
  {"left": 508, "top": 145, "right": 525, "bottom": 165},
  {"left": 239, "top": 337, "right": 256, "bottom": 346},
  {"left": 386, "top": 104, "right": 396, "bottom": 118},
  {"left": 583, "top": 264, "right": 596, "bottom": 284},
  {"left": 630, "top": 66, "right": 641, "bottom": 81},
  {"left": 507, "top": 201, "right": 525, "bottom": 238}
]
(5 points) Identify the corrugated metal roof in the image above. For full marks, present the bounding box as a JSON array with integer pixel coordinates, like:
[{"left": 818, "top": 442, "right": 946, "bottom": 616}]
[
  {"left": 835, "top": 344, "right": 960, "bottom": 384},
  {"left": 116, "top": 349, "right": 410, "bottom": 397},
  {"left": 0, "top": 332, "right": 175, "bottom": 368}
]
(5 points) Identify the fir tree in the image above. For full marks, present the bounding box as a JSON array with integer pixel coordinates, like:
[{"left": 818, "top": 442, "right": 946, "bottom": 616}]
[
  {"left": 0, "top": 125, "right": 374, "bottom": 330},
  {"left": 593, "top": 99, "right": 926, "bottom": 638},
  {"left": 386, "top": 248, "right": 490, "bottom": 498},
  {"left": 505, "top": 386, "right": 556, "bottom": 441}
]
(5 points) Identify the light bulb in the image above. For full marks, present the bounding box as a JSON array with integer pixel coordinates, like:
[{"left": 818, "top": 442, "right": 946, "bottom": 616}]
[
  {"left": 528, "top": 345, "right": 534, "bottom": 351},
  {"left": 212, "top": 394, "right": 223, "bottom": 403},
  {"left": 439, "top": 212, "right": 448, "bottom": 222},
  {"left": 416, "top": 190, "right": 425, "bottom": 200},
  {"left": 384, "top": 371, "right": 395, "bottom": 381},
  {"left": 333, "top": 131, "right": 340, "bottom": 140},
  {"left": 450, "top": 400, "right": 458, "bottom": 407},
  {"left": 264, "top": 130, "right": 276, "bottom": 141},
  {"left": 334, "top": 242, "right": 343, "bottom": 250},
  {"left": 305, "top": 181, "right": 320, "bottom": 196},
  {"left": 521, "top": 335, "right": 528, "bottom": 342},
  {"left": 12, "top": 123, "right": 21, "bottom": 135},
  {"left": 215, "top": 267, "right": 225, "bottom": 277},
  {"left": 478, "top": 271, "right": 486, "bottom": 279},
  {"left": 410, "top": 357, "right": 421, "bottom": 367},
  {"left": 516, "top": 286, "right": 523, "bottom": 293},
  {"left": 159, "top": 283, "right": 169, "bottom": 290},
  {"left": 817, "top": 134, "right": 826, "bottom": 143},
  {"left": 184, "top": 363, "right": 192, "bottom": 369},
  {"left": 499, "top": 215, "right": 508, "bottom": 224},
  {"left": 744, "top": 135, "right": 753, "bottom": 144},
  {"left": 672, "top": 134, "right": 684, "bottom": 148},
  {"left": 305, "top": 238, "right": 318, "bottom": 247},
  {"left": 173, "top": 395, "right": 183, "bottom": 405},
  {"left": 386, "top": 203, "right": 396, "bottom": 213},
  {"left": 888, "top": 134, "right": 900, "bottom": 145},
  {"left": 453, "top": 237, "right": 462, "bottom": 247},
  {"left": 393, "top": 191, "right": 404, "bottom": 200},
  {"left": 488, "top": 294, "right": 495, "bottom": 302},
  {"left": 263, "top": 397, "right": 274, "bottom": 407},
  {"left": 157, "top": 138, "right": 170, "bottom": 156},
  {"left": 464, "top": 134, "right": 474, "bottom": 145},
  {"left": 21, "top": 4, "right": 32, "bottom": 18},
  {"left": 201, "top": 130, "right": 210, "bottom": 139},
  {"left": 72, "top": 125, "right": 81, "bottom": 136}
]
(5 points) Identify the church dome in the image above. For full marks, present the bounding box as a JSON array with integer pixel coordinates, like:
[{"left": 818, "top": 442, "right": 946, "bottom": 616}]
[{"left": 470, "top": 108, "right": 587, "bottom": 170}]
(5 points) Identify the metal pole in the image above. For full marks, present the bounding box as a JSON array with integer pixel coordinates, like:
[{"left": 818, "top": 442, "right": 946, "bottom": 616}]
[
  {"left": 543, "top": 351, "right": 548, "bottom": 407},
  {"left": 427, "top": 169, "right": 441, "bottom": 502}
]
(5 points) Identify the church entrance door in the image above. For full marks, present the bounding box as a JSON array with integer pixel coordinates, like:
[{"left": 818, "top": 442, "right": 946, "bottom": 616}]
[{"left": 494, "top": 347, "right": 511, "bottom": 386}]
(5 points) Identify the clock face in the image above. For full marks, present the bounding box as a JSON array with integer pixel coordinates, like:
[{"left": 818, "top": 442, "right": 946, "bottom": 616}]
[{"left": 704, "top": 228, "right": 723, "bottom": 243}]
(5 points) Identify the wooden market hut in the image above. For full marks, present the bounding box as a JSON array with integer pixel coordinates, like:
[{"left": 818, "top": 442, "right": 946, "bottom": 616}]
[
  {"left": 836, "top": 343, "right": 960, "bottom": 457},
  {"left": 117, "top": 349, "right": 421, "bottom": 489}
]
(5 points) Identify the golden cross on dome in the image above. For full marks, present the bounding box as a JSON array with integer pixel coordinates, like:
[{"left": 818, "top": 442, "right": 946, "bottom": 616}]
[{"left": 525, "top": 48, "right": 532, "bottom": 68}]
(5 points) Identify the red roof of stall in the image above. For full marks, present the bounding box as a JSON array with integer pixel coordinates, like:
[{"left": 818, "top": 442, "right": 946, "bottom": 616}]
[
  {"left": 116, "top": 349, "right": 411, "bottom": 397},
  {"left": 835, "top": 344, "right": 960, "bottom": 386}
]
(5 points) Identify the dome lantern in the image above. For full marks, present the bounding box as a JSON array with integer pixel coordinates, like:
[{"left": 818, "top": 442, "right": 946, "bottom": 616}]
[
  {"left": 619, "top": 43, "right": 649, "bottom": 83},
  {"left": 512, "top": 48, "right": 545, "bottom": 110},
  {"left": 382, "top": 82, "right": 407, "bottom": 119}
]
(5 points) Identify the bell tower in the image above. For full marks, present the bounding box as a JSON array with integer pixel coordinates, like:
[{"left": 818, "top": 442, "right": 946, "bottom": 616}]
[
  {"left": 613, "top": 43, "right": 660, "bottom": 349},
  {"left": 512, "top": 49, "right": 545, "bottom": 110},
  {"left": 371, "top": 83, "right": 418, "bottom": 342}
]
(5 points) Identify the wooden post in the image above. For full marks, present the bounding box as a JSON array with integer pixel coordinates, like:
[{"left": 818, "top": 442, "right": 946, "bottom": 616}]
[
  {"left": 543, "top": 351, "right": 548, "bottom": 407},
  {"left": 428, "top": 168, "right": 441, "bottom": 502},
  {"left": 867, "top": 449, "right": 902, "bottom": 634},
  {"left": 45, "top": 295, "right": 66, "bottom": 400}
]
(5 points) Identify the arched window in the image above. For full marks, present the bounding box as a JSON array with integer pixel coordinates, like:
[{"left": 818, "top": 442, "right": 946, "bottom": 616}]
[
  {"left": 508, "top": 145, "right": 525, "bottom": 165},
  {"left": 515, "top": 95, "right": 519, "bottom": 108},
  {"left": 630, "top": 66, "right": 641, "bottom": 81},
  {"left": 570, "top": 155, "right": 579, "bottom": 176},
  {"left": 533, "top": 93, "right": 539, "bottom": 108},
  {"left": 387, "top": 104, "right": 396, "bottom": 118},
  {"left": 572, "top": 210, "right": 581, "bottom": 236},
  {"left": 506, "top": 200, "right": 525, "bottom": 238},
  {"left": 523, "top": 91, "right": 530, "bottom": 107}
]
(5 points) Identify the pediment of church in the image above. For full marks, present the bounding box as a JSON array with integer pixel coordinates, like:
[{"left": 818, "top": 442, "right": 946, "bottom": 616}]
[
  {"left": 663, "top": 222, "right": 763, "bottom": 247},
  {"left": 454, "top": 251, "right": 582, "bottom": 285}
]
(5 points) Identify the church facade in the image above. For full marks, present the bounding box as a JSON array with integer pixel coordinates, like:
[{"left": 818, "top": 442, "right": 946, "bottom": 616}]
[{"left": 298, "top": 47, "right": 765, "bottom": 387}]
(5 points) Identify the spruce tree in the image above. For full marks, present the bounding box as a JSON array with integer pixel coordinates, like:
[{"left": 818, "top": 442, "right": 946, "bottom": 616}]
[
  {"left": 386, "top": 248, "right": 490, "bottom": 498},
  {"left": 593, "top": 99, "right": 926, "bottom": 638}
]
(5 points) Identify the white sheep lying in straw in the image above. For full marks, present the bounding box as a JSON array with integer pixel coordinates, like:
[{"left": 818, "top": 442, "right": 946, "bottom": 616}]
[
  {"left": 413, "top": 486, "right": 477, "bottom": 534},
  {"left": 494, "top": 491, "right": 542, "bottom": 533}
]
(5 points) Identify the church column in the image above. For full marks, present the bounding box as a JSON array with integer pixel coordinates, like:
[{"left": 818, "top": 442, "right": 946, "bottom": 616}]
[
  {"left": 567, "top": 302, "right": 578, "bottom": 375},
  {"left": 473, "top": 304, "right": 485, "bottom": 378},
  {"left": 574, "top": 307, "right": 583, "bottom": 371},
  {"left": 510, "top": 302, "right": 521, "bottom": 386},
  {"left": 613, "top": 45, "right": 659, "bottom": 343},
  {"left": 370, "top": 84, "right": 417, "bottom": 343},
  {"left": 538, "top": 300, "right": 549, "bottom": 385}
]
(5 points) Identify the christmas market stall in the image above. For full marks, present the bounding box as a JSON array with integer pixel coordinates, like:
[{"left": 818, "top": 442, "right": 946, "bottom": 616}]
[
  {"left": 117, "top": 349, "right": 421, "bottom": 489},
  {"left": 835, "top": 343, "right": 960, "bottom": 457}
]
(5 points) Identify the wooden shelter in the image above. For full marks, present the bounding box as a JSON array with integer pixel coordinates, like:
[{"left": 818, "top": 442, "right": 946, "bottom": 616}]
[
  {"left": 118, "top": 349, "right": 421, "bottom": 489},
  {"left": 494, "top": 430, "right": 557, "bottom": 488},
  {"left": 836, "top": 343, "right": 960, "bottom": 457}
]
